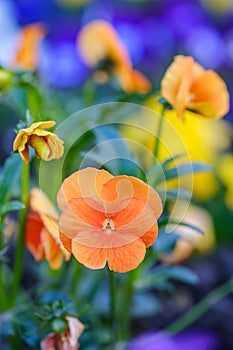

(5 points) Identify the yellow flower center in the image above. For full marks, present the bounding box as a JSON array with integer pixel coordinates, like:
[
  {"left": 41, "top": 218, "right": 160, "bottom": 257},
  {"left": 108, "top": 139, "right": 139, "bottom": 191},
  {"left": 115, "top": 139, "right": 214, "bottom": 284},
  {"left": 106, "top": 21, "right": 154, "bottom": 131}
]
[{"left": 102, "top": 219, "right": 115, "bottom": 234}]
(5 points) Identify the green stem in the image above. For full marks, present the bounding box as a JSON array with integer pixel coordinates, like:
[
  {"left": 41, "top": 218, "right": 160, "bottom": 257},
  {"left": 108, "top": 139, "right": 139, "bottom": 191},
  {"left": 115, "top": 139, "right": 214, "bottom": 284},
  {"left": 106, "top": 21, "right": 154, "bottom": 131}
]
[
  {"left": 11, "top": 161, "right": 30, "bottom": 304},
  {"left": 83, "top": 78, "right": 96, "bottom": 107},
  {"left": 166, "top": 278, "right": 233, "bottom": 334},
  {"left": 153, "top": 103, "right": 167, "bottom": 159},
  {"left": 118, "top": 269, "right": 137, "bottom": 341},
  {"left": 108, "top": 269, "right": 117, "bottom": 347},
  {"left": 0, "top": 217, "right": 7, "bottom": 311}
]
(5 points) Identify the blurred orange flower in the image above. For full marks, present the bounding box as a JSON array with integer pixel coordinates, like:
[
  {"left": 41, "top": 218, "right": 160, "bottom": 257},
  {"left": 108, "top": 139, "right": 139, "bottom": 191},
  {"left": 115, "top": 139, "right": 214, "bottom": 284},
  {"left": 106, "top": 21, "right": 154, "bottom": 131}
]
[
  {"left": 41, "top": 316, "right": 84, "bottom": 350},
  {"left": 26, "top": 188, "right": 70, "bottom": 269},
  {"left": 78, "top": 20, "right": 151, "bottom": 93},
  {"left": 161, "top": 55, "right": 229, "bottom": 120},
  {"left": 57, "top": 167, "right": 162, "bottom": 273},
  {"left": 14, "top": 23, "right": 46, "bottom": 70},
  {"left": 13, "top": 121, "right": 64, "bottom": 163}
]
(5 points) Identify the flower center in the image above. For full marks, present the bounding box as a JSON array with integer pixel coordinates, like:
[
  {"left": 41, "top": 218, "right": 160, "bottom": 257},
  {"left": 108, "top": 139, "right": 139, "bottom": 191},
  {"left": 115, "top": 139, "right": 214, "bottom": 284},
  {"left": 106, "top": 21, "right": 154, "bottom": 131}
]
[{"left": 102, "top": 219, "right": 115, "bottom": 234}]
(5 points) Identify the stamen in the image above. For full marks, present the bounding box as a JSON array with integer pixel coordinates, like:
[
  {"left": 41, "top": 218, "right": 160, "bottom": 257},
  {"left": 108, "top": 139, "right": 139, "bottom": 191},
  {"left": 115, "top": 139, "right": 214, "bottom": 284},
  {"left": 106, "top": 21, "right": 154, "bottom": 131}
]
[{"left": 102, "top": 219, "right": 115, "bottom": 234}]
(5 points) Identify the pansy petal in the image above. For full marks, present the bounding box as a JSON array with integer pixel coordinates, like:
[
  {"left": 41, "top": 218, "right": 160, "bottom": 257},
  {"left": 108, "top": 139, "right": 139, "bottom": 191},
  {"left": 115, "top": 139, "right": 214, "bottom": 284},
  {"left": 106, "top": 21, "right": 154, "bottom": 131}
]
[
  {"left": 72, "top": 228, "right": 137, "bottom": 248},
  {"left": 30, "top": 188, "right": 59, "bottom": 220},
  {"left": 103, "top": 175, "right": 162, "bottom": 218},
  {"left": 46, "top": 134, "right": 64, "bottom": 160},
  {"left": 72, "top": 242, "right": 108, "bottom": 270},
  {"left": 78, "top": 20, "right": 131, "bottom": 67},
  {"left": 28, "top": 134, "right": 51, "bottom": 160},
  {"left": 22, "top": 121, "right": 56, "bottom": 134},
  {"left": 141, "top": 223, "right": 158, "bottom": 248},
  {"left": 57, "top": 168, "right": 113, "bottom": 212},
  {"left": 189, "top": 70, "right": 230, "bottom": 119},
  {"left": 161, "top": 56, "right": 194, "bottom": 106},
  {"left": 107, "top": 239, "right": 146, "bottom": 273},
  {"left": 25, "top": 214, "right": 44, "bottom": 261},
  {"left": 20, "top": 145, "right": 30, "bottom": 163},
  {"left": 41, "top": 229, "right": 63, "bottom": 269},
  {"left": 68, "top": 197, "right": 105, "bottom": 227},
  {"left": 60, "top": 232, "right": 72, "bottom": 252},
  {"left": 111, "top": 198, "right": 155, "bottom": 235}
]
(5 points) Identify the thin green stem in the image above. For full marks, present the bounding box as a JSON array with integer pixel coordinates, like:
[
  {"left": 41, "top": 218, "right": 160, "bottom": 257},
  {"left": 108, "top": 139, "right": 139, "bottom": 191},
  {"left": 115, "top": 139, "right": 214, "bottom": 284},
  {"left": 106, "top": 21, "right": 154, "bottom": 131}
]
[
  {"left": 153, "top": 103, "right": 167, "bottom": 159},
  {"left": 118, "top": 269, "right": 137, "bottom": 341},
  {"left": 83, "top": 78, "right": 96, "bottom": 107},
  {"left": 0, "top": 217, "right": 7, "bottom": 311},
  {"left": 166, "top": 278, "right": 233, "bottom": 334},
  {"left": 108, "top": 269, "right": 117, "bottom": 348},
  {"left": 11, "top": 161, "right": 30, "bottom": 304}
]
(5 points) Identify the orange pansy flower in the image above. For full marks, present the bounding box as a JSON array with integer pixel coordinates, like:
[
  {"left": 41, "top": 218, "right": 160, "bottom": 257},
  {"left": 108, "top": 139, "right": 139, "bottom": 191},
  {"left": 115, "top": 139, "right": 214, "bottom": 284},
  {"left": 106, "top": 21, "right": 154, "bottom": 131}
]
[
  {"left": 13, "top": 121, "right": 64, "bottom": 163},
  {"left": 14, "top": 23, "right": 46, "bottom": 70},
  {"left": 26, "top": 188, "right": 70, "bottom": 269},
  {"left": 57, "top": 168, "right": 162, "bottom": 273},
  {"left": 161, "top": 55, "right": 230, "bottom": 120},
  {"left": 41, "top": 316, "right": 85, "bottom": 350},
  {"left": 77, "top": 20, "right": 151, "bottom": 93}
]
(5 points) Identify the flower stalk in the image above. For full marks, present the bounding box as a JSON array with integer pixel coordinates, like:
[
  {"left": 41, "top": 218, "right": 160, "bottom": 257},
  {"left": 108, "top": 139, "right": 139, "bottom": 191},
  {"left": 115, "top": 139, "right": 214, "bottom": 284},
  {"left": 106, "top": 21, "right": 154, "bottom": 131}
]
[
  {"left": 153, "top": 102, "right": 168, "bottom": 159},
  {"left": 0, "top": 217, "right": 7, "bottom": 311},
  {"left": 11, "top": 161, "right": 30, "bottom": 304},
  {"left": 108, "top": 269, "right": 117, "bottom": 347}
]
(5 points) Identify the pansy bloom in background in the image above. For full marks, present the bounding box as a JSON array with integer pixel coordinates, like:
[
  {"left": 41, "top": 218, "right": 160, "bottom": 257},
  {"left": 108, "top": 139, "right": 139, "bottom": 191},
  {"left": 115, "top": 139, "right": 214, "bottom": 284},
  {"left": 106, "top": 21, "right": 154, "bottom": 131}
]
[
  {"left": 161, "top": 55, "right": 230, "bottom": 120},
  {"left": 13, "top": 121, "right": 64, "bottom": 163},
  {"left": 41, "top": 316, "right": 85, "bottom": 350},
  {"left": 160, "top": 203, "right": 215, "bottom": 264},
  {"left": 26, "top": 188, "right": 70, "bottom": 269},
  {"left": 57, "top": 167, "right": 162, "bottom": 273},
  {"left": 78, "top": 20, "right": 151, "bottom": 93},
  {"left": 126, "top": 329, "right": 220, "bottom": 350},
  {"left": 13, "top": 23, "right": 46, "bottom": 71}
]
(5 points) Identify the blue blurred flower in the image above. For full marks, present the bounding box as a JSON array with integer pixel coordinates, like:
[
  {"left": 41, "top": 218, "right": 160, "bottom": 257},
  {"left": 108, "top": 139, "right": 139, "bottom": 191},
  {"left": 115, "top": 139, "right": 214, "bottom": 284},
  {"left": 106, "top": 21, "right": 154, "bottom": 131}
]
[
  {"left": 184, "top": 25, "right": 226, "bottom": 69},
  {"left": 126, "top": 330, "right": 220, "bottom": 350},
  {"left": 39, "top": 39, "right": 88, "bottom": 88}
]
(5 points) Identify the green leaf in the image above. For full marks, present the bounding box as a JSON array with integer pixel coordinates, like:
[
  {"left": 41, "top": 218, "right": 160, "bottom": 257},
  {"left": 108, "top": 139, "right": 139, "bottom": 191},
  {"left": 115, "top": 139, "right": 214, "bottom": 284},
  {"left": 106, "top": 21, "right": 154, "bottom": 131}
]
[
  {"left": 163, "top": 162, "right": 213, "bottom": 182},
  {"left": 0, "top": 201, "right": 25, "bottom": 216},
  {"left": 136, "top": 265, "right": 199, "bottom": 291},
  {"left": 158, "top": 218, "right": 205, "bottom": 235},
  {"left": 158, "top": 188, "right": 192, "bottom": 202},
  {"left": 0, "top": 153, "right": 22, "bottom": 203},
  {"left": 147, "top": 153, "right": 185, "bottom": 186}
]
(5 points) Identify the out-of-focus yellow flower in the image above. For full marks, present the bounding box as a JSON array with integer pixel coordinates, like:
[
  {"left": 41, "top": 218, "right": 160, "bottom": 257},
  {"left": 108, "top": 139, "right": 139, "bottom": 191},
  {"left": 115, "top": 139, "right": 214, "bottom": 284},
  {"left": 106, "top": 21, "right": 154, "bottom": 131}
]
[
  {"left": 14, "top": 23, "right": 46, "bottom": 70},
  {"left": 161, "top": 55, "right": 229, "bottom": 120},
  {"left": 13, "top": 121, "right": 64, "bottom": 163},
  {"left": 25, "top": 188, "right": 70, "bottom": 269},
  {"left": 77, "top": 20, "right": 151, "bottom": 93},
  {"left": 217, "top": 153, "right": 233, "bottom": 210},
  {"left": 0, "top": 69, "right": 13, "bottom": 90},
  {"left": 200, "top": 0, "right": 233, "bottom": 13},
  {"left": 56, "top": 0, "right": 90, "bottom": 7},
  {"left": 121, "top": 98, "right": 230, "bottom": 200},
  {"left": 160, "top": 203, "right": 216, "bottom": 264},
  {"left": 41, "top": 316, "right": 85, "bottom": 350}
]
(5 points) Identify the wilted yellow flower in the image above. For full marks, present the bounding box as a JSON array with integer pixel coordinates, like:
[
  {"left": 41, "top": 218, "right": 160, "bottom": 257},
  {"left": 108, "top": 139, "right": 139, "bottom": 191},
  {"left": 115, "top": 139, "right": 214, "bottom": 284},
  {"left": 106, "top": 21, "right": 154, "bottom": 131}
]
[
  {"left": 161, "top": 55, "right": 229, "bottom": 120},
  {"left": 13, "top": 121, "right": 64, "bottom": 163}
]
